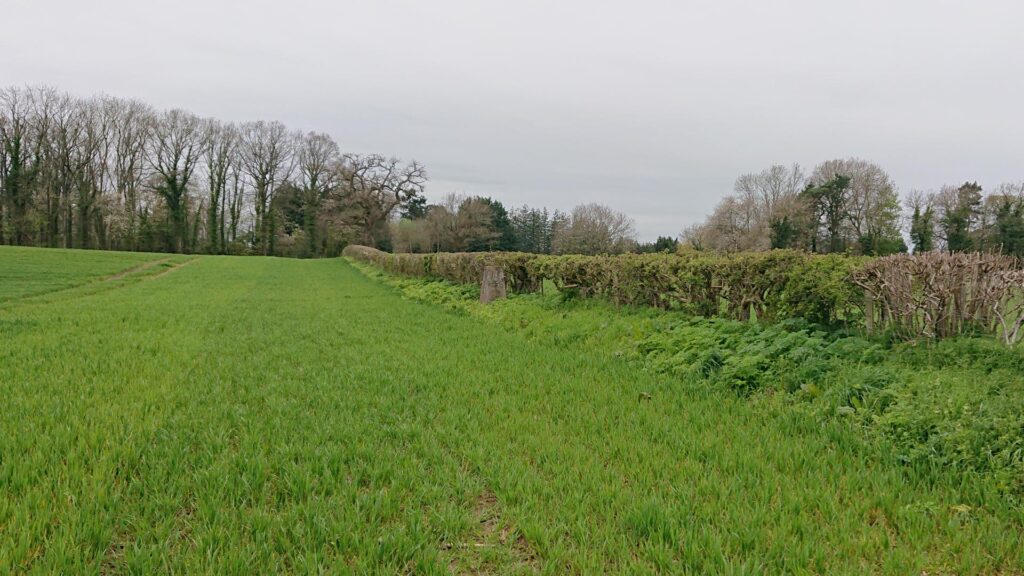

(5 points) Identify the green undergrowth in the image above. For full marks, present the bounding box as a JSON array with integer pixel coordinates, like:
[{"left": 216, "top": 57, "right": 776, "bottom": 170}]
[{"left": 351, "top": 260, "right": 1024, "bottom": 501}]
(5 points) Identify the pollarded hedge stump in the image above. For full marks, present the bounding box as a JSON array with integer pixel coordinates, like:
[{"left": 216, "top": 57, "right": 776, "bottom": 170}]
[{"left": 480, "top": 266, "right": 507, "bottom": 304}]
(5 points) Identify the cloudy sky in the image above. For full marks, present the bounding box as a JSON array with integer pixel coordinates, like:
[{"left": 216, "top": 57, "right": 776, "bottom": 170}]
[{"left": 3, "top": 0, "right": 1022, "bottom": 240}]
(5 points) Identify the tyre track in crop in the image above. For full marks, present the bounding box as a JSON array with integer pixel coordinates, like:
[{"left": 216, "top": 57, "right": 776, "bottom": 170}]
[
  {"left": 2, "top": 257, "right": 199, "bottom": 314},
  {"left": 443, "top": 488, "right": 541, "bottom": 575},
  {"left": 102, "top": 257, "right": 172, "bottom": 281},
  {"left": 0, "top": 257, "right": 171, "bottom": 310},
  {"left": 436, "top": 444, "right": 542, "bottom": 574},
  {"left": 145, "top": 257, "right": 199, "bottom": 280}
]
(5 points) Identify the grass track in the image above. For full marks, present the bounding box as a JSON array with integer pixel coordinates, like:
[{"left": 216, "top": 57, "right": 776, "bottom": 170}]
[
  {"left": 0, "top": 246, "right": 168, "bottom": 303},
  {"left": 0, "top": 248, "right": 1021, "bottom": 574}
]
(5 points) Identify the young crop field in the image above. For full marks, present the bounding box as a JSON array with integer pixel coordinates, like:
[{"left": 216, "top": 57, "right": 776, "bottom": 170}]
[
  {"left": 1, "top": 246, "right": 1022, "bottom": 574},
  {"left": 0, "top": 246, "right": 176, "bottom": 304}
]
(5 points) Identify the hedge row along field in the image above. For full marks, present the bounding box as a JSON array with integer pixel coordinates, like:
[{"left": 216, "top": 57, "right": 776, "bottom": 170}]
[
  {"left": 854, "top": 252, "right": 1024, "bottom": 344},
  {"left": 342, "top": 245, "right": 543, "bottom": 294},
  {"left": 343, "top": 245, "right": 1024, "bottom": 343}
]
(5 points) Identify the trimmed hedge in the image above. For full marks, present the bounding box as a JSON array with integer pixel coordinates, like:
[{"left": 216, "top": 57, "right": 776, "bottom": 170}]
[
  {"left": 344, "top": 245, "right": 1024, "bottom": 342},
  {"left": 344, "top": 245, "right": 865, "bottom": 327},
  {"left": 529, "top": 251, "right": 867, "bottom": 326},
  {"left": 345, "top": 246, "right": 1024, "bottom": 342},
  {"left": 342, "top": 245, "right": 541, "bottom": 293}
]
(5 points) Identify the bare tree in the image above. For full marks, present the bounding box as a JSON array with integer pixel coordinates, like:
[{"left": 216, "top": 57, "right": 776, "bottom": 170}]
[
  {"left": 423, "top": 194, "right": 460, "bottom": 252},
  {"left": 106, "top": 97, "right": 154, "bottom": 250},
  {"left": 734, "top": 163, "right": 805, "bottom": 223},
  {"left": 203, "top": 120, "right": 237, "bottom": 253},
  {"left": 693, "top": 163, "right": 806, "bottom": 252},
  {"left": 226, "top": 147, "right": 246, "bottom": 247},
  {"left": 0, "top": 114, "right": 5, "bottom": 243},
  {"left": 337, "top": 154, "right": 427, "bottom": 247},
  {"left": 904, "top": 190, "right": 932, "bottom": 218},
  {"left": 688, "top": 194, "right": 767, "bottom": 252},
  {"left": 994, "top": 181, "right": 1024, "bottom": 199},
  {"left": 553, "top": 203, "right": 637, "bottom": 255},
  {"left": 240, "top": 121, "right": 293, "bottom": 255},
  {"left": 296, "top": 131, "right": 339, "bottom": 255},
  {"left": 420, "top": 193, "right": 497, "bottom": 252},
  {"left": 0, "top": 87, "right": 33, "bottom": 245},
  {"left": 40, "top": 89, "right": 82, "bottom": 248},
  {"left": 679, "top": 222, "right": 707, "bottom": 251},
  {"left": 74, "top": 98, "right": 114, "bottom": 249},
  {"left": 149, "top": 109, "right": 204, "bottom": 253},
  {"left": 810, "top": 158, "right": 902, "bottom": 252}
]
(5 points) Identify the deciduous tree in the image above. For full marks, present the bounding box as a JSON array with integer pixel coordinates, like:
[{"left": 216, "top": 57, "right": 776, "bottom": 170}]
[
  {"left": 241, "top": 121, "right": 294, "bottom": 255},
  {"left": 149, "top": 109, "right": 204, "bottom": 253},
  {"left": 553, "top": 203, "right": 637, "bottom": 255},
  {"left": 337, "top": 154, "right": 426, "bottom": 248}
]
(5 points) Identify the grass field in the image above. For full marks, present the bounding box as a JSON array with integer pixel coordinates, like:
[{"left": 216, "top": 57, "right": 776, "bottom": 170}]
[{"left": 1, "top": 247, "right": 1022, "bottom": 574}]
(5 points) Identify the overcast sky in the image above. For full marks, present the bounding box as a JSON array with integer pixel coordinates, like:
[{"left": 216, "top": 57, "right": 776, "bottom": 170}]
[{"left": 3, "top": 0, "right": 1023, "bottom": 240}]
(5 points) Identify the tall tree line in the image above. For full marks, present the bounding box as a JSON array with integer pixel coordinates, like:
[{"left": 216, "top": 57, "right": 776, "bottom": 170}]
[
  {"left": 685, "top": 157, "right": 1024, "bottom": 257},
  {"left": 684, "top": 159, "right": 906, "bottom": 255},
  {"left": 907, "top": 181, "right": 1024, "bottom": 256},
  {"left": 389, "top": 195, "right": 640, "bottom": 256},
  {"left": 0, "top": 86, "right": 426, "bottom": 257}
]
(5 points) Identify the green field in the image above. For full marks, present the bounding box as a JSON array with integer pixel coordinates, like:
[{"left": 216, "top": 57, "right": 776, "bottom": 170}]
[
  {"left": 0, "top": 247, "right": 175, "bottom": 303},
  {"left": 1, "top": 247, "right": 1022, "bottom": 574}
]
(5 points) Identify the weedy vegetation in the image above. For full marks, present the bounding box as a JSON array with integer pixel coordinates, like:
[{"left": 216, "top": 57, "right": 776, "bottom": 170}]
[{"left": 1, "top": 246, "right": 1023, "bottom": 574}]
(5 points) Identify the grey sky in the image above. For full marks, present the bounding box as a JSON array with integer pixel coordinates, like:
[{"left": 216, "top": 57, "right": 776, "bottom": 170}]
[{"left": 3, "top": 0, "right": 1023, "bottom": 240}]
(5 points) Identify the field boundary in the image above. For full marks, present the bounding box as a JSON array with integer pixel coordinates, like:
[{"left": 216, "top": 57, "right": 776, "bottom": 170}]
[{"left": 344, "top": 245, "right": 1024, "bottom": 344}]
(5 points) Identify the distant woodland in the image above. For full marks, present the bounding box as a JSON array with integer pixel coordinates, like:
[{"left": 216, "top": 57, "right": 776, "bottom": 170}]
[{"left": 2, "top": 86, "right": 1022, "bottom": 258}]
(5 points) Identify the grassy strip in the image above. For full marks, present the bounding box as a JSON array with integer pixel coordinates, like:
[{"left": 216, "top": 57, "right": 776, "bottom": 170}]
[{"left": 349, "top": 259, "right": 1024, "bottom": 502}]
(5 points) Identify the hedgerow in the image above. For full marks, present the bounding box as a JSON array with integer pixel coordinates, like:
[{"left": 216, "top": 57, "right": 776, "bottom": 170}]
[
  {"left": 342, "top": 245, "right": 540, "bottom": 293},
  {"left": 852, "top": 251, "right": 1024, "bottom": 344},
  {"left": 345, "top": 246, "right": 865, "bottom": 325},
  {"left": 344, "top": 245, "right": 1024, "bottom": 342},
  {"left": 530, "top": 250, "right": 867, "bottom": 326}
]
